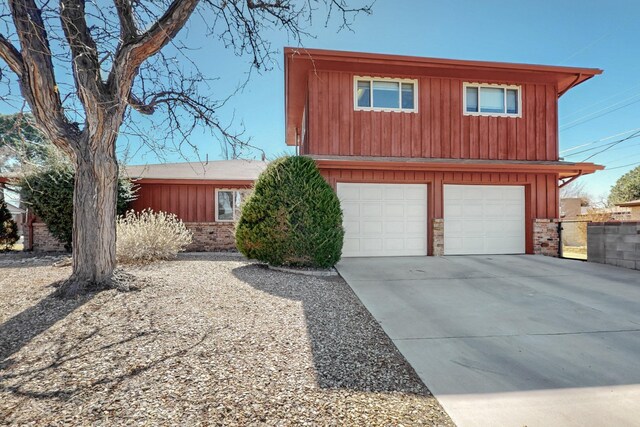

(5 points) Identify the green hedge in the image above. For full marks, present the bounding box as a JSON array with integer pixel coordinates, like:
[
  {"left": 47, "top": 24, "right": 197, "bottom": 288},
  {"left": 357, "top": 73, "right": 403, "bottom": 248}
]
[
  {"left": 19, "top": 164, "right": 135, "bottom": 251},
  {"left": 235, "top": 156, "right": 344, "bottom": 268}
]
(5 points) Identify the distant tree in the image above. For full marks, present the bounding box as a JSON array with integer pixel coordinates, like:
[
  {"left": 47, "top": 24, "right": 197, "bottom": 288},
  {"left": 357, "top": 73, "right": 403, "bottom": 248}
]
[
  {"left": 608, "top": 165, "right": 640, "bottom": 205},
  {"left": 0, "top": 113, "right": 60, "bottom": 173},
  {"left": 560, "top": 180, "right": 591, "bottom": 206},
  {"left": 0, "top": 200, "right": 18, "bottom": 250},
  {"left": 0, "top": 1, "right": 372, "bottom": 296}
]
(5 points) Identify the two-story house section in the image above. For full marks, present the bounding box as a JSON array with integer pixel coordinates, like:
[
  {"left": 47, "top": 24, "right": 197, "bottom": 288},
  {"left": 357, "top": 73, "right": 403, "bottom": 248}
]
[{"left": 284, "top": 48, "right": 603, "bottom": 257}]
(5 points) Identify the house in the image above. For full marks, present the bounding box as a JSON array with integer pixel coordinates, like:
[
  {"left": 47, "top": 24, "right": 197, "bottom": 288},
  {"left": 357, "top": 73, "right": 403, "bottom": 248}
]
[
  {"left": 126, "top": 160, "right": 267, "bottom": 251},
  {"left": 284, "top": 47, "right": 604, "bottom": 257},
  {"left": 615, "top": 199, "right": 640, "bottom": 220},
  {"left": 8, "top": 160, "right": 267, "bottom": 252}
]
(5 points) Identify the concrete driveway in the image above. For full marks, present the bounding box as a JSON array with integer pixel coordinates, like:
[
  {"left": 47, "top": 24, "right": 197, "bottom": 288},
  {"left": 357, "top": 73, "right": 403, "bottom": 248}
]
[{"left": 336, "top": 255, "right": 640, "bottom": 427}]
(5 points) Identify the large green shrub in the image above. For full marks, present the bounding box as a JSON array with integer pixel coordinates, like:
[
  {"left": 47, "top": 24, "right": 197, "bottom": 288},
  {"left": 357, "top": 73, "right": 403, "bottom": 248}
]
[
  {"left": 0, "top": 200, "right": 18, "bottom": 250},
  {"left": 19, "top": 164, "right": 135, "bottom": 251},
  {"left": 236, "top": 156, "right": 344, "bottom": 268}
]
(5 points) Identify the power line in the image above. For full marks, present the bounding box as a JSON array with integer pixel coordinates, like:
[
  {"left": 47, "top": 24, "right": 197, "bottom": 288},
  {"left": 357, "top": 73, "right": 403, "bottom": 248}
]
[
  {"left": 603, "top": 161, "right": 640, "bottom": 171},
  {"left": 564, "top": 134, "right": 640, "bottom": 157},
  {"left": 561, "top": 84, "right": 640, "bottom": 120},
  {"left": 560, "top": 95, "right": 640, "bottom": 132},
  {"left": 580, "top": 130, "right": 640, "bottom": 162},
  {"left": 560, "top": 128, "right": 640, "bottom": 155}
]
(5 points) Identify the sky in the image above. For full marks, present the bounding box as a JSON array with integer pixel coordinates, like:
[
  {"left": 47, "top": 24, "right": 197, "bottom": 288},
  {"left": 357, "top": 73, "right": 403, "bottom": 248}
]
[{"left": 2, "top": 0, "right": 640, "bottom": 201}]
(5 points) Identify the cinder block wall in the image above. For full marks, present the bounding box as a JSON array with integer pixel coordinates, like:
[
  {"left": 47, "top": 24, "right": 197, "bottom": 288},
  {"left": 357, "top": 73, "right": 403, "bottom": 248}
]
[{"left": 588, "top": 222, "right": 640, "bottom": 270}]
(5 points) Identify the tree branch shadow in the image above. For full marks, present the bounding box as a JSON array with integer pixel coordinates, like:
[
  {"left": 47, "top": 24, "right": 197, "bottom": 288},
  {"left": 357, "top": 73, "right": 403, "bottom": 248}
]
[
  {"left": 0, "top": 286, "right": 93, "bottom": 368},
  {"left": 231, "top": 264, "right": 430, "bottom": 396}
]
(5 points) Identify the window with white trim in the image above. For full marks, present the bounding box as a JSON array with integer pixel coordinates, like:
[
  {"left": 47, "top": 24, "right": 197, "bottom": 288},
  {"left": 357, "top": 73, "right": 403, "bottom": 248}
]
[
  {"left": 354, "top": 77, "right": 417, "bottom": 112},
  {"left": 216, "top": 189, "right": 251, "bottom": 222},
  {"left": 464, "top": 83, "right": 521, "bottom": 117}
]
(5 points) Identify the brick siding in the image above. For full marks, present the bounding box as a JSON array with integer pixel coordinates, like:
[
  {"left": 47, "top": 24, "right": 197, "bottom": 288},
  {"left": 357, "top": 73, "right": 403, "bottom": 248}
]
[
  {"left": 432, "top": 218, "right": 444, "bottom": 256},
  {"left": 32, "top": 222, "right": 67, "bottom": 252},
  {"left": 184, "top": 222, "right": 237, "bottom": 252},
  {"left": 533, "top": 218, "right": 559, "bottom": 257}
]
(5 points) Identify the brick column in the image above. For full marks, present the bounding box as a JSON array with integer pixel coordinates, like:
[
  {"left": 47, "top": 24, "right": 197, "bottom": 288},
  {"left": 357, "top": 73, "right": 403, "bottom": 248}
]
[
  {"left": 432, "top": 218, "right": 444, "bottom": 256},
  {"left": 533, "top": 219, "right": 559, "bottom": 257}
]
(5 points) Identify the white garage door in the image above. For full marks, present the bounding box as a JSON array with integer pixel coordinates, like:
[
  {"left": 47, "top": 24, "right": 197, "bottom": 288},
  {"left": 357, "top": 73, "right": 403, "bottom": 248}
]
[
  {"left": 338, "top": 183, "right": 427, "bottom": 257},
  {"left": 444, "top": 185, "right": 525, "bottom": 255}
]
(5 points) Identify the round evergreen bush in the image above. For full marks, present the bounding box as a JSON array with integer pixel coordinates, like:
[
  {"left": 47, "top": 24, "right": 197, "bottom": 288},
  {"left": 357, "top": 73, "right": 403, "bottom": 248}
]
[{"left": 236, "top": 156, "right": 344, "bottom": 268}]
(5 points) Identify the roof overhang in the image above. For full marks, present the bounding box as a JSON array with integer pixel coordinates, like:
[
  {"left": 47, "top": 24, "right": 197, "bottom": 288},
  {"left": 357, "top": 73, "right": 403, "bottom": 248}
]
[
  {"left": 131, "top": 178, "right": 255, "bottom": 186},
  {"left": 285, "top": 47, "right": 602, "bottom": 146},
  {"left": 309, "top": 155, "right": 603, "bottom": 179}
]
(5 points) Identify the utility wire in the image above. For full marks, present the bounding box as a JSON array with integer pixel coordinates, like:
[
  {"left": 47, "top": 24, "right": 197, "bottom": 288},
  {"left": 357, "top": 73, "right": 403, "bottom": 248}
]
[
  {"left": 564, "top": 134, "right": 640, "bottom": 157},
  {"left": 560, "top": 95, "right": 640, "bottom": 132},
  {"left": 560, "top": 128, "right": 640, "bottom": 155},
  {"left": 602, "top": 161, "right": 640, "bottom": 171},
  {"left": 580, "top": 130, "right": 640, "bottom": 162}
]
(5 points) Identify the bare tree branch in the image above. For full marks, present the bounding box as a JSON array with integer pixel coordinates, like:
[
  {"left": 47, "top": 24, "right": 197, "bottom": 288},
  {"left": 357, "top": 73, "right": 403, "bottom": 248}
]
[
  {"left": 0, "top": 33, "right": 22, "bottom": 78},
  {"left": 114, "top": 0, "right": 138, "bottom": 42},
  {"left": 110, "top": 0, "right": 199, "bottom": 98},
  {"left": 59, "top": 0, "right": 105, "bottom": 127},
  {"left": 7, "top": 0, "right": 76, "bottom": 152}
]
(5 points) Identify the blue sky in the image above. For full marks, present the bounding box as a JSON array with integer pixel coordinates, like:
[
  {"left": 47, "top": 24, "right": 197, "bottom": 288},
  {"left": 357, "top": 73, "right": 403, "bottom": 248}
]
[{"left": 3, "top": 1, "right": 640, "bottom": 200}]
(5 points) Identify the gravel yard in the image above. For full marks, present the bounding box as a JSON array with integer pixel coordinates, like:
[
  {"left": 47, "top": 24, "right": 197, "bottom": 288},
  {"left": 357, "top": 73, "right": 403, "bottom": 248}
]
[{"left": 0, "top": 253, "right": 453, "bottom": 426}]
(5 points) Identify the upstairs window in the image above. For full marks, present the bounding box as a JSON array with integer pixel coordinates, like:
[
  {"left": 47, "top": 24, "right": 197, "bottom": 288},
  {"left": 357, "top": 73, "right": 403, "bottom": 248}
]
[
  {"left": 355, "top": 77, "right": 417, "bottom": 112},
  {"left": 464, "top": 83, "right": 521, "bottom": 117},
  {"left": 216, "top": 189, "right": 251, "bottom": 222}
]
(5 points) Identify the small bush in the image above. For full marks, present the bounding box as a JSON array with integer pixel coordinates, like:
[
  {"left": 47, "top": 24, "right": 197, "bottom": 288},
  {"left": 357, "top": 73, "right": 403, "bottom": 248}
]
[
  {"left": 116, "top": 209, "right": 193, "bottom": 264},
  {"left": 19, "top": 163, "right": 135, "bottom": 251},
  {"left": 0, "top": 200, "right": 19, "bottom": 250},
  {"left": 235, "top": 156, "right": 344, "bottom": 268}
]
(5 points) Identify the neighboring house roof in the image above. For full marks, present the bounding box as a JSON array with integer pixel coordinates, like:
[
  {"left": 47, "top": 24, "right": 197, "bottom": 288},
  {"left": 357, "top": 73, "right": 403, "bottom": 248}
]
[
  {"left": 284, "top": 47, "right": 603, "bottom": 146},
  {"left": 615, "top": 199, "right": 640, "bottom": 207},
  {"left": 124, "top": 160, "right": 268, "bottom": 183}
]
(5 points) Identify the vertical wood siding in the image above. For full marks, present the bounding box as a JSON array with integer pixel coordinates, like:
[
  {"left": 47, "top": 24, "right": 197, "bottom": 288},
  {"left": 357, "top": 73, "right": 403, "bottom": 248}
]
[
  {"left": 131, "top": 183, "right": 250, "bottom": 223},
  {"left": 305, "top": 71, "right": 558, "bottom": 161}
]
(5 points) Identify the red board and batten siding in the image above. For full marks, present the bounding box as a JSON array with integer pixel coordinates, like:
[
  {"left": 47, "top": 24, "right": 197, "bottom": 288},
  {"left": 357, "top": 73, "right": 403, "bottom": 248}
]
[
  {"left": 131, "top": 183, "right": 252, "bottom": 223},
  {"left": 303, "top": 71, "right": 558, "bottom": 162},
  {"left": 320, "top": 168, "right": 559, "bottom": 255}
]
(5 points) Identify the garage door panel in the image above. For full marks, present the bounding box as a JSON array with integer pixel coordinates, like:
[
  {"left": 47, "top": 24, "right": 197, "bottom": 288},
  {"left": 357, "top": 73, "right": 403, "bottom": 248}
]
[
  {"left": 385, "top": 221, "right": 405, "bottom": 234},
  {"left": 385, "top": 205, "right": 404, "bottom": 217},
  {"left": 338, "top": 183, "right": 427, "bottom": 257},
  {"left": 445, "top": 185, "right": 525, "bottom": 255},
  {"left": 360, "top": 203, "right": 382, "bottom": 217},
  {"left": 406, "top": 220, "right": 426, "bottom": 233},
  {"left": 360, "top": 186, "right": 383, "bottom": 200},
  {"left": 361, "top": 221, "right": 383, "bottom": 234}
]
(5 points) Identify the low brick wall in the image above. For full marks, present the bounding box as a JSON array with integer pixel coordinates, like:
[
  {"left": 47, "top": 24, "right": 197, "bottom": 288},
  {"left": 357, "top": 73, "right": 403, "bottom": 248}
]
[
  {"left": 32, "top": 222, "right": 67, "bottom": 252},
  {"left": 184, "top": 222, "right": 237, "bottom": 252},
  {"left": 588, "top": 221, "right": 640, "bottom": 270},
  {"left": 28, "top": 221, "right": 237, "bottom": 253},
  {"left": 533, "top": 219, "right": 559, "bottom": 257}
]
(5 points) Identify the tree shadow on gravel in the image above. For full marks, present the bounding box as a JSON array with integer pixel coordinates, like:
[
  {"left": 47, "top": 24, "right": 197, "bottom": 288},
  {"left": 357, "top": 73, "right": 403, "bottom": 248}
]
[
  {"left": 0, "top": 286, "right": 93, "bottom": 368},
  {"left": 232, "top": 264, "right": 431, "bottom": 396}
]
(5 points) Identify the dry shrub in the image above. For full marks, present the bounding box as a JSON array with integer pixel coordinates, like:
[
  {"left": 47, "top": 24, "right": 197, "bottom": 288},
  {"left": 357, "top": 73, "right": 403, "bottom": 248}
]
[
  {"left": 577, "top": 210, "right": 613, "bottom": 241},
  {"left": 117, "top": 209, "right": 192, "bottom": 264}
]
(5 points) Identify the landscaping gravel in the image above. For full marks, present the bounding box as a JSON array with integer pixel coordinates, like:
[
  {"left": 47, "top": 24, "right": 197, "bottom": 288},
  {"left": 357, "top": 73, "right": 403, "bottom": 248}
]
[{"left": 0, "top": 253, "right": 453, "bottom": 426}]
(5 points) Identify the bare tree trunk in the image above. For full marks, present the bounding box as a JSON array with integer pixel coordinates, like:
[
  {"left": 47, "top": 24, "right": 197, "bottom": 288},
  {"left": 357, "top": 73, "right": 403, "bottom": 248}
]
[{"left": 60, "top": 135, "right": 119, "bottom": 297}]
